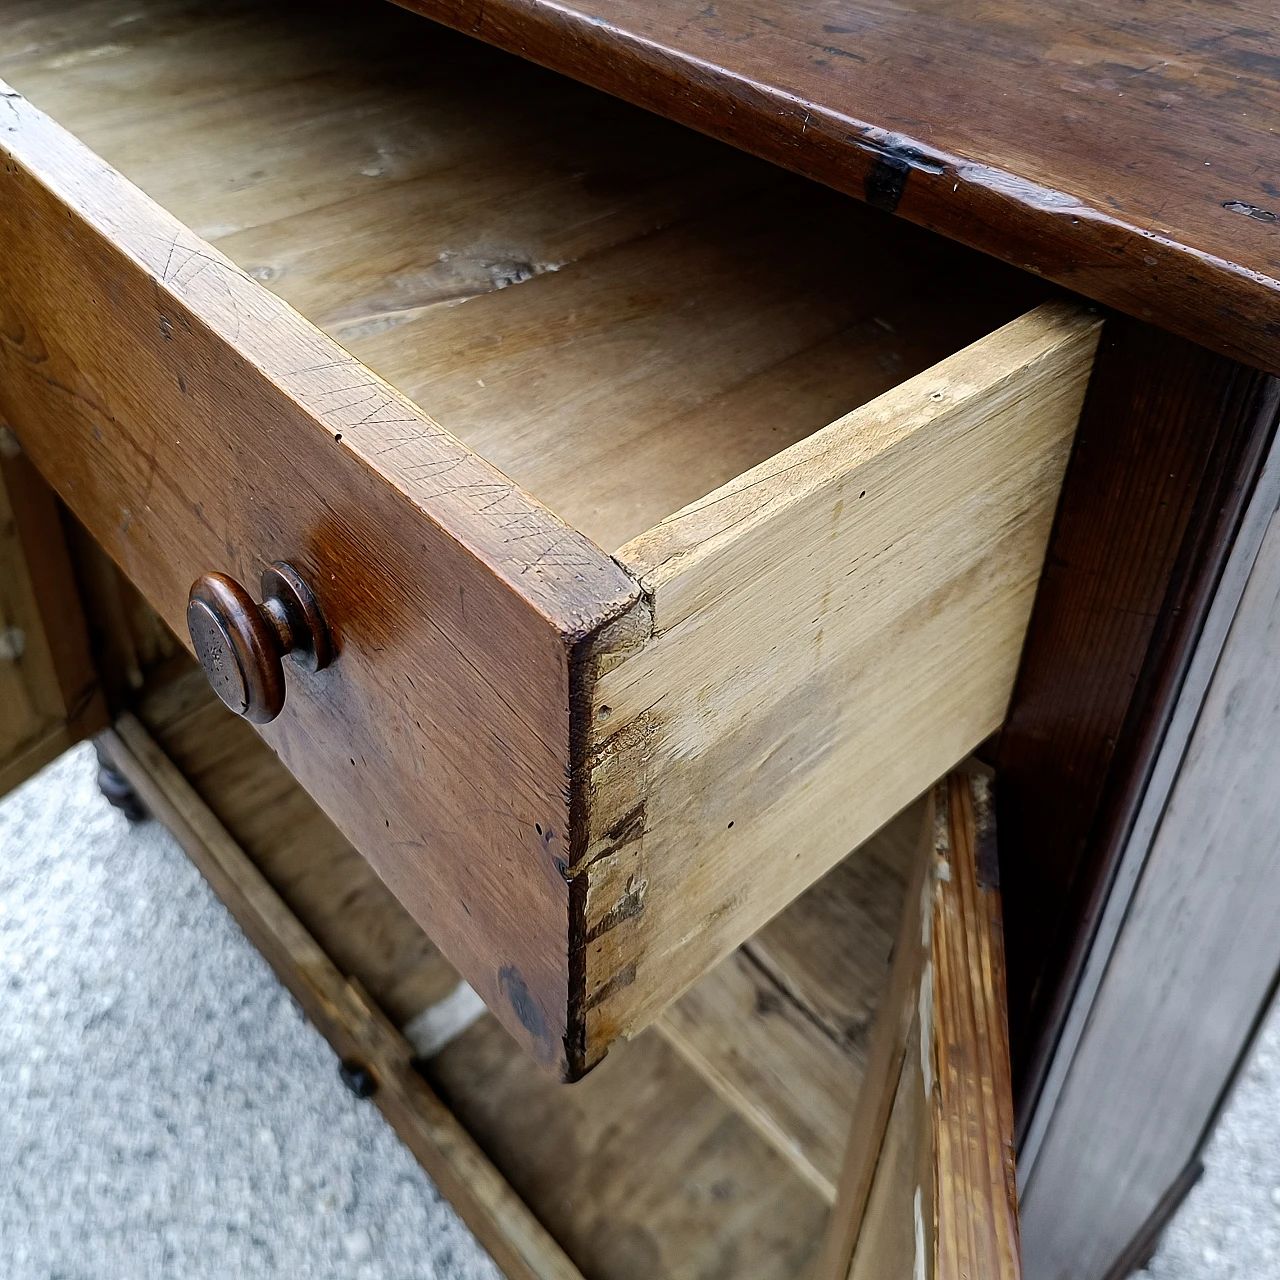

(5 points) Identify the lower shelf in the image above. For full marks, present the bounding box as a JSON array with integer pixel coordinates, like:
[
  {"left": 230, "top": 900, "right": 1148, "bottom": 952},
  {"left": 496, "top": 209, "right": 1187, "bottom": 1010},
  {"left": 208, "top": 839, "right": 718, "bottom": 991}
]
[
  {"left": 114, "top": 665, "right": 854, "bottom": 1279},
  {"left": 657, "top": 802, "right": 919, "bottom": 1201}
]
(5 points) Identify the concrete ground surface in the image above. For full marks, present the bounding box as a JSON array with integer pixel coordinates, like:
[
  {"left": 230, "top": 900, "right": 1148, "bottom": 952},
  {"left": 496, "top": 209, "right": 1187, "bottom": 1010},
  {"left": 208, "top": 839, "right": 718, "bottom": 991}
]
[{"left": 1, "top": 742, "right": 1277, "bottom": 1279}]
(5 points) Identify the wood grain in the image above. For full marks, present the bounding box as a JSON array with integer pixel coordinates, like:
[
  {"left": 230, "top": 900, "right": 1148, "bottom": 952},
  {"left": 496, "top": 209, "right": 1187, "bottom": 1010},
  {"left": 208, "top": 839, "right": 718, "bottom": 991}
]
[
  {"left": 426, "top": 1018, "right": 829, "bottom": 1280},
  {"left": 582, "top": 303, "right": 1099, "bottom": 1062},
  {"left": 657, "top": 800, "right": 919, "bottom": 1201},
  {"left": 0, "top": 78, "right": 640, "bottom": 1073},
  {"left": 995, "top": 317, "right": 1280, "bottom": 1125},
  {"left": 379, "top": 0, "right": 1280, "bottom": 374},
  {"left": 0, "top": 0, "right": 1044, "bottom": 551},
  {"left": 99, "top": 714, "right": 584, "bottom": 1280},
  {"left": 0, "top": 442, "right": 106, "bottom": 794},
  {"left": 817, "top": 772, "right": 1020, "bottom": 1280}
]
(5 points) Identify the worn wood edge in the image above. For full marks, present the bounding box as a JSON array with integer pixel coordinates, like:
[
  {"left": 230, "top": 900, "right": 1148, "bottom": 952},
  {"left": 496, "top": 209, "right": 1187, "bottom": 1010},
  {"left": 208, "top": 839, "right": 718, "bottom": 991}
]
[
  {"left": 562, "top": 596, "right": 654, "bottom": 1077},
  {"left": 387, "top": 0, "right": 1280, "bottom": 375},
  {"left": 932, "top": 773, "right": 1020, "bottom": 1280},
  {"left": 617, "top": 300, "right": 1101, "bottom": 612},
  {"left": 100, "top": 714, "right": 585, "bottom": 1280},
  {"left": 814, "top": 773, "right": 1020, "bottom": 1280},
  {"left": 0, "top": 79, "right": 639, "bottom": 640}
]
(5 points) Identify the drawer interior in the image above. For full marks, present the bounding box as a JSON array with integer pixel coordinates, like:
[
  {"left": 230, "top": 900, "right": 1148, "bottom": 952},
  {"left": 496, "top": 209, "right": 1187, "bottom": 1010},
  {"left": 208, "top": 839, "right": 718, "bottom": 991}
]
[{"left": 0, "top": 0, "right": 1047, "bottom": 555}]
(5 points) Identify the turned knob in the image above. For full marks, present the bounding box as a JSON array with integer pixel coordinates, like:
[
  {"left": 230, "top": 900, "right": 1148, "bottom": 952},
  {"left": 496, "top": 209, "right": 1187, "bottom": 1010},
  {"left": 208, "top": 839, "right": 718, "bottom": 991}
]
[{"left": 186, "top": 562, "right": 332, "bottom": 723}]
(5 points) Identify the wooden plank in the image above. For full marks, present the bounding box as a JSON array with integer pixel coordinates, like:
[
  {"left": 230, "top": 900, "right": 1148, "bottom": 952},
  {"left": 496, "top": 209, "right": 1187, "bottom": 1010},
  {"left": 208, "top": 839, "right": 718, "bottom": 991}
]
[
  {"left": 581, "top": 303, "right": 1100, "bottom": 1062},
  {"left": 425, "top": 1017, "right": 830, "bottom": 1280},
  {"left": 0, "top": 0, "right": 1044, "bottom": 551},
  {"left": 347, "top": 192, "right": 1039, "bottom": 552},
  {"left": 99, "top": 714, "right": 585, "bottom": 1280},
  {"left": 817, "top": 771, "right": 1020, "bottom": 1280},
  {"left": 1019, "top": 498, "right": 1280, "bottom": 1280},
  {"left": 378, "top": 0, "right": 1280, "bottom": 375},
  {"left": 657, "top": 800, "right": 919, "bottom": 1201},
  {"left": 0, "top": 70, "right": 639, "bottom": 1073},
  {"left": 995, "top": 317, "right": 1280, "bottom": 1126},
  {"left": 0, "top": 440, "right": 106, "bottom": 795}
]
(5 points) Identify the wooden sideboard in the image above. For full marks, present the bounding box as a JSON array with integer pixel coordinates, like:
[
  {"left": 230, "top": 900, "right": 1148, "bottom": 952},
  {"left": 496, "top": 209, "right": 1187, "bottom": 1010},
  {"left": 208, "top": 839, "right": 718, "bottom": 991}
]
[{"left": 2, "top": 1, "right": 1277, "bottom": 1277}]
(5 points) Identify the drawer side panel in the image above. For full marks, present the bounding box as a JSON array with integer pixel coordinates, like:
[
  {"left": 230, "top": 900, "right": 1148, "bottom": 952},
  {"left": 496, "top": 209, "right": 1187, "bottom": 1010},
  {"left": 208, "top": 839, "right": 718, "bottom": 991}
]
[{"left": 583, "top": 302, "right": 1100, "bottom": 1059}]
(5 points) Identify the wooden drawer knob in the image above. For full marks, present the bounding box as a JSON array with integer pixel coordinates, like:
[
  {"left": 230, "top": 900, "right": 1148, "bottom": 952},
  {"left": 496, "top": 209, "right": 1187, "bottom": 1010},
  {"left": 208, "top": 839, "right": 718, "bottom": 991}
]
[{"left": 186, "top": 562, "right": 332, "bottom": 723}]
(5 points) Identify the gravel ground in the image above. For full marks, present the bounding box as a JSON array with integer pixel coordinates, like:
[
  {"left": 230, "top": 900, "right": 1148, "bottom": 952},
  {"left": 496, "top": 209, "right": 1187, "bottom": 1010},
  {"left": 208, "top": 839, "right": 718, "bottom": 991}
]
[
  {"left": 1, "top": 741, "right": 1277, "bottom": 1279},
  {"left": 0, "top": 744, "right": 499, "bottom": 1280},
  {"left": 1137, "top": 1011, "right": 1280, "bottom": 1280}
]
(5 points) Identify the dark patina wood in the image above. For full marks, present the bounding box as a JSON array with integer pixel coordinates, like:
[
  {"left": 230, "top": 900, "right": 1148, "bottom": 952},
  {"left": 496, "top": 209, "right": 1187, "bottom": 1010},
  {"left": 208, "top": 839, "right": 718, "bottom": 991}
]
[
  {"left": 996, "top": 314, "right": 1280, "bottom": 1130},
  {"left": 391, "top": 0, "right": 1280, "bottom": 374}
]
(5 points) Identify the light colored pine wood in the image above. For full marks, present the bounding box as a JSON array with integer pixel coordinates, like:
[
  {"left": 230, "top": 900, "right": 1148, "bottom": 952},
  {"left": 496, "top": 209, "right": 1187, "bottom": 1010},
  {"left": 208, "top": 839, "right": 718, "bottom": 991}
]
[
  {"left": 426, "top": 1016, "right": 830, "bottom": 1280},
  {"left": 581, "top": 303, "right": 1100, "bottom": 1061},
  {"left": 657, "top": 799, "right": 921, "bottom": 1201},
  {"left": 99, "top": 714, "right": 585, "bottom": 1280},
  {"left": 816, "top": 771, "right": 1021, "bottom": 1280},
  {"left": 0, "top": 0, "right": 1042, "bottom": 552}
]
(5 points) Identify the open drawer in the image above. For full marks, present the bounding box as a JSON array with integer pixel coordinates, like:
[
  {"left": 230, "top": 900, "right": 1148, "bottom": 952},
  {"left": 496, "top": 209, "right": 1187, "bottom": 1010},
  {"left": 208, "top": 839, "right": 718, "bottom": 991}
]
[{"left": 0, "top": 0, "right": 1100, "bottom": 1074}]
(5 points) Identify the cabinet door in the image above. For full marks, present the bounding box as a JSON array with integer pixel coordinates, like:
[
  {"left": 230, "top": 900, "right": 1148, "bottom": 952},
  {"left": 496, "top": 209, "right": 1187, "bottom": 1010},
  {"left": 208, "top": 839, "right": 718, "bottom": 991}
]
[
  {"left": 817, "top": 770, "right": 1021, "bottom": 1280},
  {"left": 0, "top": 437, "right": 106, "bottom": 795}
]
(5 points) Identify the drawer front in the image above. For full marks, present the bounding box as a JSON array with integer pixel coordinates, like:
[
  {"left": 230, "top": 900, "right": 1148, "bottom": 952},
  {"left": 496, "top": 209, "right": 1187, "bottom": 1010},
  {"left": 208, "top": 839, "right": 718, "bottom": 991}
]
[{"left": 0, "top": 84, "right": 640, "bottom": 1073}]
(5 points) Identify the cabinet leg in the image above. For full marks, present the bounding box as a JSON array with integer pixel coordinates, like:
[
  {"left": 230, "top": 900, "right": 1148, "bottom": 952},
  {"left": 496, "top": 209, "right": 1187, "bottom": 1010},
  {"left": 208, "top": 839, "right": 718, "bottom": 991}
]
[{"left": 94, "top": 738, "right": 148, "bottom": 822}]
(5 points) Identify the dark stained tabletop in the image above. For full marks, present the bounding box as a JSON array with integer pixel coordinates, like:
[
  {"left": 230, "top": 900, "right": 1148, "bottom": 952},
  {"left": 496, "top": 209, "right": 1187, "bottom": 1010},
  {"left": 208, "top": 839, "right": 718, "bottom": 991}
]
[{"left": 401, "top": 0, "right": 1280, "bottom": 373}]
